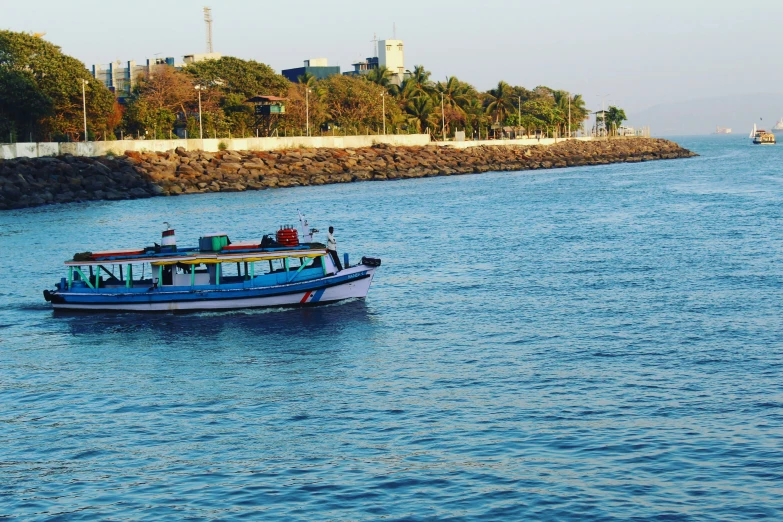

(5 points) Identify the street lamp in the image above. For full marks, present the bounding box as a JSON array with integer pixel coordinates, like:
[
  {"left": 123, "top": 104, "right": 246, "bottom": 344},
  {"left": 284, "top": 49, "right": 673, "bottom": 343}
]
[
  {"left": 440, "top": 92, "right": 445, "bottom": 140},
  {"left": 195, "top": 85, "right": 205, "bottom": 140},
  {"left": 81, "top": 79, "right": 89, "bottom": 142},
  {"left": 381, "top": 92, "right": 386, "bottom": 135},
  {"left": 306, "top": 88, "right": 311, "bottom": 137}
]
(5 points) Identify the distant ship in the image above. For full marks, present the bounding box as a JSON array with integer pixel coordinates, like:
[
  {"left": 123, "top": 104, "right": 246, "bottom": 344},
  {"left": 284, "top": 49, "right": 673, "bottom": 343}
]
[
  {"left": 772, "top": 118, "right": 783, "bottom": 133},
  {"left": 715, "top": 126, "right": 732, "bottom": 134},
  {"left": 750, "top": 123, "right": 776, "bottom": 145}
]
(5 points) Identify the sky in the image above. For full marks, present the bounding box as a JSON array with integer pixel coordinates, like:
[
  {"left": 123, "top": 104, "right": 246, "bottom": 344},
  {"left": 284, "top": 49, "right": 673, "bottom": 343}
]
[{"left": 4, "top": 0, "right": 783, "bottom": 132}]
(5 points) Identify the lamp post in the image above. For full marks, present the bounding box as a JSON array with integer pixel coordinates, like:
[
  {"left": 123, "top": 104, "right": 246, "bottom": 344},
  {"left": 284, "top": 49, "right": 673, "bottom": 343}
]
[
  {"left": 440, "top": 92, "right": 445, "bottom": 140},
  {"left": 81, "top": 79, "right": 89, "bottom": 142},
  {"left": 306, "top": 88, "right": 310, "bottom": 137},
  {"left": 381, "top": 92, "right": 386, "bottom": 135},
  {"left": 195, "top": 85, "right": 205, "bottom": 140}
]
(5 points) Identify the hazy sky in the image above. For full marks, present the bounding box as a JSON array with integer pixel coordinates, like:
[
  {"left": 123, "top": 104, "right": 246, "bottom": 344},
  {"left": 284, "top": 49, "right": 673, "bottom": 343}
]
[{"left": 4, "top": 0, "right": 782, "bottom": 123}]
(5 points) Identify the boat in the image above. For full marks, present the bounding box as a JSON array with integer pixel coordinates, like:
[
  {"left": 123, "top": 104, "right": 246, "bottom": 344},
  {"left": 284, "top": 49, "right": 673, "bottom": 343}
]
[
  {"left": 715, "top": 126, "right": 732, "bottom": 134},
  {"left": 773, "top": 118, "right": 783, "bottom": 133},
  {"left": 42, "top": 214, "right": 381, "bottom": 312},
  {"left": 750, "top": 124, "right": 776, "bottom": 145}
]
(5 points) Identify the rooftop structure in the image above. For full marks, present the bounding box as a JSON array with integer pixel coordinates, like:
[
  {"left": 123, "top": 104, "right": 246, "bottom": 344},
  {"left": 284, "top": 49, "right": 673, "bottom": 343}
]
[
  {"left": 344, "top": 56, "right": 379, "bottom": 77},
  {"left": 282, "top": 58, "right": 341, "bottom": 83},
  {"left": 183, "top": 52, "right": 222, "bottom": 64}
]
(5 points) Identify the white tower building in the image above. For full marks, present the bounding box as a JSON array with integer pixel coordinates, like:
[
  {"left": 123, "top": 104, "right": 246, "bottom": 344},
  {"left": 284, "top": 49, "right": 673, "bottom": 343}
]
[{"left": 378, "top": 39, "right": 405, "bottom": 84}]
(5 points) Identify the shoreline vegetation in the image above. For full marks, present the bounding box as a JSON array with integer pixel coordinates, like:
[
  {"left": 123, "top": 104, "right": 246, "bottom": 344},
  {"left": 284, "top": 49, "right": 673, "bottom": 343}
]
[
  {"left": 2, "top": 30, "right": 622, "bottom": 144},
  {"left": 0, "top": 138, "right": 696, "bottom": 210}
]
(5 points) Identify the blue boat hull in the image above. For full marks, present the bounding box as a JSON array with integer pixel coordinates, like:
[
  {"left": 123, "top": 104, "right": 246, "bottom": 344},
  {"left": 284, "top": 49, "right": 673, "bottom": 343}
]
[{"left": 46, "top": 266, "right": 376, "bottom": 312}]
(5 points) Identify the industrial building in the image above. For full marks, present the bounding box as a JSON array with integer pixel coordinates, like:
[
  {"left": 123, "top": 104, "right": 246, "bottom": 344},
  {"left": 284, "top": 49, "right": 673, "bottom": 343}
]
[
  {"left": 90, "top": 53, "right": 221, "bottom": 99},
  {"left": 282, "top": 58, "right": 341, "bottom": 83}
]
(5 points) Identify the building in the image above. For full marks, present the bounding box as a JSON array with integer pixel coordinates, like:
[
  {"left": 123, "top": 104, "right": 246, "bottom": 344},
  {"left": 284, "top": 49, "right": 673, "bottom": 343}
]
[
  {"left": 91, "top": 57, "right": 178, "bottom": 99},
  {"left": 282, "top": 58, "right": 341, "bottom": 83},
  {"left": 90, "top": 53, "right": 221, "bottom": 100},
  {"left": 378, "top": 39, "right": 405, "bottom": 83},
  {"left": 343, "top": 56, "right": 379, "bottom": 77},
  {"left": 343, "top": 38, "right": 406, "bottom": 85},
  {"left": 183, "top": 52, "right": 222, "bottom": 64}
]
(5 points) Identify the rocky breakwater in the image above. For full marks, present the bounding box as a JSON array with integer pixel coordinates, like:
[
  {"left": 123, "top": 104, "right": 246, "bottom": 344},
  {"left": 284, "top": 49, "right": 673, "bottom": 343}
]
[
  {"left": 0, "top": 138, "right": 695, "bottom": 210},
  {"left": 0, "top": 155, "right": 160, "bottom": 210}
]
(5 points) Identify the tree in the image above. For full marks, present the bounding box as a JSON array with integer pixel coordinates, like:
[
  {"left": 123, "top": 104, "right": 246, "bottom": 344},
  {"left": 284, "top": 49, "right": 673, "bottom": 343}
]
[
  {"left": 297, "top": 71, "right": 317, "bottom": 89},
  {"left": 366, "top": 66, "right": 394, "bottom": 89},
  {"left": 0, "top": 30, "right": 115, "bottom": 141},
  {"left": 402, "top": 65, "right": 435, "bottom": 98},
  {"left": 405, "top": 95, "right": 434, "bottom": 133},
  {"left": 484, "top": 81, "right": 515, "bottom": 124},
  {"left": 184, "top": 56, "right": 289, "bottom": 98},
  {"left": 321, "top": 75, "right": 385, "bottom": 132},
  {"left": 0, "top": 69, "right": 51, "bottom": 141},
  {"left": 282, "top": 81, "right": 328, "bottom": 136},
  {"left": 435, "top": 76, "right": 472, "bottom": 136},
  {"left": 605, "top": 106, "right": 627, "bottom": 135},
  {"left": 123, "top": 65, "right": 196, "bottom": 138},
  {"left": 183, "top": 56, "right": 290, "bottom": 137}
]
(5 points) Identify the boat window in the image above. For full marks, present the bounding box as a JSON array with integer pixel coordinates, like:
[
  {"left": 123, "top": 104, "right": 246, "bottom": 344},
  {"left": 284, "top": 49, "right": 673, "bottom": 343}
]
[{"left": 266, "top": 258, "right": 285, "bottom": 274}]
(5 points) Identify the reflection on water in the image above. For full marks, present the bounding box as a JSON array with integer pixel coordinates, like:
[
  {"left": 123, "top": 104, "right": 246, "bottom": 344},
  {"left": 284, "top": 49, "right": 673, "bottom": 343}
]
[{"left": 58, "top": 299, "right": 375, "bottom": 339}]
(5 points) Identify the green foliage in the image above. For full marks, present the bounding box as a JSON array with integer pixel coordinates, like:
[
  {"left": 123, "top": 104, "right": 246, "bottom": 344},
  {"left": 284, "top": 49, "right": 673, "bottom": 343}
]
[
  {"left": 0, "top": 31, "right": 596, "bottom": 143},
  {"left": 366, "top": 66, "right": 394, "bottom": 89},
  {"left": 320, "top": 75, "right": 384, "bottom": 131},
  {"left": 485, "top": 81, "right": 515, "bottom": 124},
  {"left": 0, "top": 30, "right": 115, "bottom": 141},
  {"left": 218, "top": 141, "right": 228, "bottom": 151},
  {"left": 0, "top": 69, "right": 52, "bottom": 140},
  {"left": 605, "top": 106, "right": 627, "bottom": 133},
  {"left": 184, "top": 56, "right": 289, "bottom": 98}
]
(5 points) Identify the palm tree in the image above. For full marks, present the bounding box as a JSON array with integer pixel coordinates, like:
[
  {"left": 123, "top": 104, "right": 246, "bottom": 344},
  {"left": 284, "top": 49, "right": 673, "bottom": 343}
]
[
  {"left": 404, "top": 65, "right": 435, "bottom": 98},
  {"left": 366, "top": 66, "right": 393, "bottom": 89},
  {"left": 569, "top": 94, "right": 587, "bottom": 134},
  {"left": 464, "top": 97, "right": 487, "bottom": 139},
  {"left": 484, "top": 81, "right": 515, "bottom": 125},
  {"left": 552, "top": 91, "right": 588, "bottom": 136},
  {"left": 297, "top": 72, "right": 317, "bottom": 90},
  {"left": 435, "top": 76, "right": 472, "bottom": 136},
  {"left": 436, "top": 76, "right": 471, "bottom": 112},
  {"left": 405, "top": 96, "right": 434, "bottom": 133}
]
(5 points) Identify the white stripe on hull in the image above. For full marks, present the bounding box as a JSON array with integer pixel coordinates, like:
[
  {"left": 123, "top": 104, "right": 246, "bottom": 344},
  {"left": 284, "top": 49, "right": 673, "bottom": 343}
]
[{"left": 53, "top": 267, "right": 375, "bottom": 312}]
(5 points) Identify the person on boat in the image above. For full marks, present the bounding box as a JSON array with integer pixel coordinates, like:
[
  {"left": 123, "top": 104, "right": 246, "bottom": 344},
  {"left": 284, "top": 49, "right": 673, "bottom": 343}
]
[{"left": 327, "top": 226, "right": 343, "bottom": 271}]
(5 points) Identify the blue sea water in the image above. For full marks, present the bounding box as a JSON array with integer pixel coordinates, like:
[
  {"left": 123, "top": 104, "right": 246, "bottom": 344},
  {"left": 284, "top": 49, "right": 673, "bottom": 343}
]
[{"left": 1, "top": 135, "right": 782, "bottom": 520}]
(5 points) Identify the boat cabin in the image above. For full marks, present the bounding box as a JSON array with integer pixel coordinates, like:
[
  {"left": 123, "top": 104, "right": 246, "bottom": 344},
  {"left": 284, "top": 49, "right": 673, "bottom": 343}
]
[{"left": 57, "top": 249, "right": 338, "bottom": 293}]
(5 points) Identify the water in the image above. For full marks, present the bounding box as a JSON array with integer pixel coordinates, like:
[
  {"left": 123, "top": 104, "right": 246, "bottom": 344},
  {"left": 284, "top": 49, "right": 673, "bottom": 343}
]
[{"left": 2, "top": 135, "right": 782, "bottom": 520}]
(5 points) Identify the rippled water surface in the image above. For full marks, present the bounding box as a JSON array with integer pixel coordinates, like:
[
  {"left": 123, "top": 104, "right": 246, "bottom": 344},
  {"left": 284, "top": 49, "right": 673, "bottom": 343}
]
[{"left": 2, "top": 136, "right": 782, "bottom": 520}]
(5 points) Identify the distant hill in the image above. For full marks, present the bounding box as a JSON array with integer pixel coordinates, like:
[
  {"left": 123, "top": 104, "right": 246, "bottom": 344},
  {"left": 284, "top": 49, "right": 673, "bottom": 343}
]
[{"left": 627, "top": 93, "right": 783, "bottom": 136}]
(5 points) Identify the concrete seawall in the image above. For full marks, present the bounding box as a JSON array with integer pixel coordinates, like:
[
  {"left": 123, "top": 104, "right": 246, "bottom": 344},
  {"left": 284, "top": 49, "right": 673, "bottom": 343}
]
[
  {"left": 0, "top": 134, "right": 602, "bottom": 160},
  {"left": 0, "top": 134, "right": 434, "bottom": 160},
  {"left": 0, "top": 138, "right": 696, "bottom": 210}
]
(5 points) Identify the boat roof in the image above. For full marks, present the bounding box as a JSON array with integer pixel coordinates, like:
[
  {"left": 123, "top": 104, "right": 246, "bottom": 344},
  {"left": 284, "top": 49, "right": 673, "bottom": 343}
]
[{"left": 65, "top": 245, "right": 327, "bottom": 266}]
